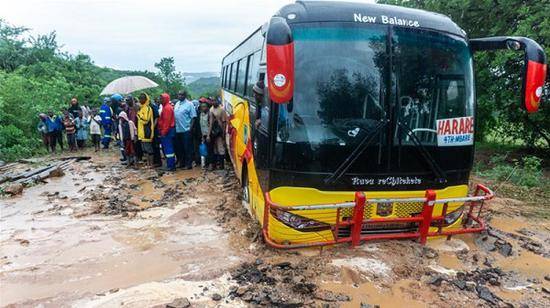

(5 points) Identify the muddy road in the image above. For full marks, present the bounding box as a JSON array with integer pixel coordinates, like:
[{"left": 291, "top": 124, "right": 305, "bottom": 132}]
[{"left": 1, "top": 150, "right": 549, "bottom": 307}]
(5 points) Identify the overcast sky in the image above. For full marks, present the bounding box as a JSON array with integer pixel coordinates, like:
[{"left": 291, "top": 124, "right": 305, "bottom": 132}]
[{"left": 0, "top": 0, "right": 375, "bottom": 74}]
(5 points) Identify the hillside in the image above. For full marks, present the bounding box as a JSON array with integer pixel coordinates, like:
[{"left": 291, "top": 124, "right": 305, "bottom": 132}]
[
  {"left": 183, "top": 72, "right": 218, "bottom": 83},
  {"left": 0, "top": 19, "right": 165, "bottom": 161},
  {"left": 187, "top": 76, "right": 221, "bottom": 98}
]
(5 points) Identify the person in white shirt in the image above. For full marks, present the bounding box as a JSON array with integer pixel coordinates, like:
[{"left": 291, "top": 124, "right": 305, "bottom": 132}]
[{"left": 89, "top": 109, "right": 103, "bottom": 152}]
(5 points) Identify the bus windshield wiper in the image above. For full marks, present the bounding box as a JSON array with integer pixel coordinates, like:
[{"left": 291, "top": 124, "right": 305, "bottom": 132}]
[
  {"left": 396, "top": 121, "right": 447, "bottom": 184},
  {"left": 324, "top": 119, "right": 389, "bottom": 185}
]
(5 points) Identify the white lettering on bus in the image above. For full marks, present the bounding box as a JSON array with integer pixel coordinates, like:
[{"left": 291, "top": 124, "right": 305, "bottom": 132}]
[
  {"left": 351, "top": 176, "right": 422, "bottom": 186},
  {"left": 353, "top": 13, "right": 377, "bottom": 24},
  {"left": 381, "top": 15, "right": 420, "bottom": 27},
  {"left": 354, "top": 13, "right": 420, "bottom": 28}
]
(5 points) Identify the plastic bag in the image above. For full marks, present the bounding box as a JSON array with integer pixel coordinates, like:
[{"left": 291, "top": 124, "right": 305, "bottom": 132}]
[{"left": 199, "top": 142, "right": 208, "bottom": 157}]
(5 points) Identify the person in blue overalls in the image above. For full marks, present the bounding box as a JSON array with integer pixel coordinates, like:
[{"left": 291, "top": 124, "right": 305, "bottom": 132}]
[
  {"left": 99, "top": 97, "right": 113, "bottom": 149},
  {"left": 110, "top": 93, "right": 123, "bottom": 140},
  {"left": 110, "top": 93, "right": 125, "bottom": 161}
]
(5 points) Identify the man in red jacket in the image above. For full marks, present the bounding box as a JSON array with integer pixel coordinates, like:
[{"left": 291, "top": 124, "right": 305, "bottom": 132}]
[{"left": 157, "top": 93, "right": 176, "bottom": 171}]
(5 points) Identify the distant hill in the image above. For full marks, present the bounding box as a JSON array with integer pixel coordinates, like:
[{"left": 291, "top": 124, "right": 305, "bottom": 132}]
[
  {"left": 183, "top": 72, "right": 219, "bottom": 83},
  {"left": 187, "top": 76, "right": 221, "bottom": 98}
]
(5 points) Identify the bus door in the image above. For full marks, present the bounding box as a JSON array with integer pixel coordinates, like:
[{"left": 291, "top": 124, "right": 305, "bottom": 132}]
[{"left": 253, "top": 72, "right": 271, "bottom": 198}]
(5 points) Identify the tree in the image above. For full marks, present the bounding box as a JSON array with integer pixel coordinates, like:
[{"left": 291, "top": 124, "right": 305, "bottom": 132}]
[
  {"left": 0, "top": 20, "right": 171, "bottom": 161},
  {"left": 378, "top": 0, "right": 549, "bottom": 147},
  {"left": 154, "top": 57, "right": 185, "bottom": 96},
  {"left": 0, "top": 19, "right": 29, "bottom": 71}
]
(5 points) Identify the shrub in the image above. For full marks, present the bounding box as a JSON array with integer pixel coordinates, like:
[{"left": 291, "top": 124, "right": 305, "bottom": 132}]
[{"left": 477, "top": 154, "right": 544, "bottom": 188}]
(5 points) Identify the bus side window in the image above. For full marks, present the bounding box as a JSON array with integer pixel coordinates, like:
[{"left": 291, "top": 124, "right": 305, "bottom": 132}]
[
  {"left": 260, "top": 37, "right": 267, "bottom": 64},
  {"left": 221, "top": 66, "right": 226, "bottom": 88},
  {"left": 223, "top": 66, "right": 229, "bottom": 88},
  {"left": 237, "top": 58, "right": 247, "bottom": 95},
  {"left": 228, "top": 63, "right": 234, "bottom": 91},
  {"left": 246, "top": 51, "right": 260, "bottom": 98}
]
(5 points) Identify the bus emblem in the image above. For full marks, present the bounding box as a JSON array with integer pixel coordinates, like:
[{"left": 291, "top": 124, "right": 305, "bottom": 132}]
[
  {"left": 273, "top": 74, "right": 286, "bottom": 87},
  {"left": 376, "top": 203, "right": 393, "bottom": 217}
]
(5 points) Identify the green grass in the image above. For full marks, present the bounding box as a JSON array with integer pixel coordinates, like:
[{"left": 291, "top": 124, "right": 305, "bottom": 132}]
[
  {"left": 475, "top": 154, "right": 545, "bottom": 188},
  {"left": 473, "top": 142, "right": 550, "bottom": 218}
]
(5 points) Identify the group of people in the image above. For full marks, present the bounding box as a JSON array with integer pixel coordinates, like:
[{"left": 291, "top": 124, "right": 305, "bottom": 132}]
[
  {"left": 37, "top": 98, "right": 96, "bottom": 153},
  {"left": 37, "top": 91, "right": 228, "bottom": 172}
]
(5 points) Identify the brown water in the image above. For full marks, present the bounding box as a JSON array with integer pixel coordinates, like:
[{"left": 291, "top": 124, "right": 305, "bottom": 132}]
[
  {"left": 490, "top": 216, "right": 530, "bottom": 234},
  {"left": 0, "top": 154, "right": 243, "bottom": 307},
  {"left": 322, "top": 279, "right": 429, "bottom": 308},
  {"left": 2, "top": 153, "right": 549, "bottom": 307}
]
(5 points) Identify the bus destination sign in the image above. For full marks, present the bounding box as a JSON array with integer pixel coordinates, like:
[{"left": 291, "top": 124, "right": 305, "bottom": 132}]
[{"left": 436, "top": 116, "right": 474, "bottom": 147}]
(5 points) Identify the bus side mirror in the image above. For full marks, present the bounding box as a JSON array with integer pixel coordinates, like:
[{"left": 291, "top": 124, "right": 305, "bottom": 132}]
[
  {"left": 266, "top": 17, "right": 294, "bottom": 104},
  {"left": 470, "top": 36, "right": 547, "bottom": 113}
]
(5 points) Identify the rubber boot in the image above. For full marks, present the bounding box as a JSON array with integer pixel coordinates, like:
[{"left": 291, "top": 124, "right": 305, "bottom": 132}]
[{"left": 120, "top": 141, "right": 127, "bottom": 163}]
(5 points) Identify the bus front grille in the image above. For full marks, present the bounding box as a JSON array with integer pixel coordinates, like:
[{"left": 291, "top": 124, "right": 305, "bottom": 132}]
[
  {"left": 340, "top": 201, "right": 424, "bottom": 219},
  {"left": 336, "top": 222, "right": 419, "bottom": 238},
  {"left": 336, "top": 201, "right": 424, "bottom": 238}
]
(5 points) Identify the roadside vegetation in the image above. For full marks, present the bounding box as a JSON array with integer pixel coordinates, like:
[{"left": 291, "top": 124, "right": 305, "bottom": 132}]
[
  {"left": 0, "top": 19, "right": 214, "bottom": 162},
  {"left": 187, "top": 76, "right": 221, "bottom": 98},
  {"left": 473, "top": 143, "right": 550, "bottom": 218}
]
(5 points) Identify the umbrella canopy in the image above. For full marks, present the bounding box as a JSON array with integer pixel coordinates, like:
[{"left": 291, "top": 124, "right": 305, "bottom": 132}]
[{"left": 100, "top": 76, "right": 159, "bottom": 95}]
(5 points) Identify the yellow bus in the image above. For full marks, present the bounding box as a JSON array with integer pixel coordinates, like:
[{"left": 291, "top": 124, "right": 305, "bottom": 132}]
[{"left": 220, "top": 1, "right": 546, "bottom": 248}]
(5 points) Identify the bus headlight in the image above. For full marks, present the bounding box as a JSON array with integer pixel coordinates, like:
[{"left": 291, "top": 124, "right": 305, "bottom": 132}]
[
  {"left": 270, "top": 208, "right": 331, "bottom": 232},
  {"left": 431, "top": 206, "right": 464, "bottom": 227}
]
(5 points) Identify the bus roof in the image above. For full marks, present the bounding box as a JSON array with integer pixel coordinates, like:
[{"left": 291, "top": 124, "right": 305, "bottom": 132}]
[
  {"left": 276, "top": 1, "right": 466, "bottom": 37},
  {"left": 222, "top": 1, "right": 467, "bottom": 63}
]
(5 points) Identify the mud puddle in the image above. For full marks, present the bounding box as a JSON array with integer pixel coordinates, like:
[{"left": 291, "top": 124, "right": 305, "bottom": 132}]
[
  {"left": 321, "top": 280, "right": 428, "bottom": 308},
  {"left": 2, "top": 151, "right": 550, "bottom": 308},
  {"left": 1, "top": 150, "right": 245, "bottom": 307}
]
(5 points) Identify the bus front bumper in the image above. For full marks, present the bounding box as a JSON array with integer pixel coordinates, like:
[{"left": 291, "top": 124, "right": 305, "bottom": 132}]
[{"left": 261, "top": 184, "right": 494, "bottom": 249}]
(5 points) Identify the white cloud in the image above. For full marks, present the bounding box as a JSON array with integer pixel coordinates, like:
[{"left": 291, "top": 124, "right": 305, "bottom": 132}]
[{"left": 0, "top": 0, "right": 374, "bottom": 73}]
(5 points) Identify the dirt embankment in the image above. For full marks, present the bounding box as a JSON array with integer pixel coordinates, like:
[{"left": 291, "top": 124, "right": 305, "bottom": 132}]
[{"left": 1, "top": 150, "right": 549, "bottom": 307}]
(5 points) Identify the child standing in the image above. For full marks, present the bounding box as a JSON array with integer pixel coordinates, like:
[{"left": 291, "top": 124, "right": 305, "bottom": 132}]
[
  {"left": 90, "top": 109, "right": 102, "bottom": 152},
  {"left": 197, "top": 101, "right": 211, "bottom": 169},
  {"left": 37, "top": 113, "right": 50, "bottom": 152},
  {"left": 118, "top": 111, "right": 137, "bottom": 168},
  {"left": 63, "top": 111, "right": 77, "bottom": 152},
  {"left": 75, "top": 110, "right": 89, "bottom": 149}
]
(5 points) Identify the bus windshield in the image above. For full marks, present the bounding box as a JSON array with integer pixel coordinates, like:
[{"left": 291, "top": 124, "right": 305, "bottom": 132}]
[
  {"left": 273, "top": 22, "right": 475, "bottom": 175},
  {"left": 276, "top": 23, "right": 388, "bottom": 146},
  {"left": 393, "top": 27, "right": 474, "bottom": 146}
]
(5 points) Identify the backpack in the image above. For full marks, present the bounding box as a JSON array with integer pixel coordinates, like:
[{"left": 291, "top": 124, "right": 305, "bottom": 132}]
[{"left": 211, "top": 118, "right": 222, "bottom": 138}]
